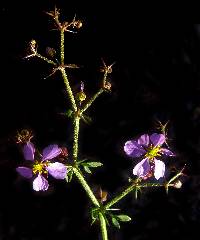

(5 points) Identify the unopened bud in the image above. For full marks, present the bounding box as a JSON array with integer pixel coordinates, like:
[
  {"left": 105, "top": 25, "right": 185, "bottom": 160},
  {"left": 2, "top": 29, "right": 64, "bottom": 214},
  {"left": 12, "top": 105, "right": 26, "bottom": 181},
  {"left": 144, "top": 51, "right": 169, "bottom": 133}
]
[
  {"left": 73, "top": 20, "right": 83, "bottom": 29},
  {"left": 173, "top": 180, "right": 182, "bottom": 189},
  {"left": 29, "top": 39, "right": 37, "bottom": 54},
  {"left": 76, "top": 91, "right": 86, "bottom": 102},
  {"left": 103, "top": 82, "right": 112, "bottom": 91}
]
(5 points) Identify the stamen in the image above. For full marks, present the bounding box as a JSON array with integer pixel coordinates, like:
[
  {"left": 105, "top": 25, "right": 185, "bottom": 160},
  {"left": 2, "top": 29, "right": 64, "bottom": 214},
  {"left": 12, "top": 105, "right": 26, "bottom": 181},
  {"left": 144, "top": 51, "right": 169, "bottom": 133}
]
[
  {"left": 145, "top": 145, "right": 161, "bottom": 160},
  {"left": 32, "top": 161, "right": 48, "bottom": 175}
]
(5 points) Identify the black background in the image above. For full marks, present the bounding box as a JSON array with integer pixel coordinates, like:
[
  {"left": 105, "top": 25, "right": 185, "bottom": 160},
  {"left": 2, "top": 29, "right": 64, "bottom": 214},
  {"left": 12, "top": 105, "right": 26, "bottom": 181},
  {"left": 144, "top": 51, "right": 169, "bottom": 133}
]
[{"left": 0, "top": 1, "right": 200, "bottom": 240}]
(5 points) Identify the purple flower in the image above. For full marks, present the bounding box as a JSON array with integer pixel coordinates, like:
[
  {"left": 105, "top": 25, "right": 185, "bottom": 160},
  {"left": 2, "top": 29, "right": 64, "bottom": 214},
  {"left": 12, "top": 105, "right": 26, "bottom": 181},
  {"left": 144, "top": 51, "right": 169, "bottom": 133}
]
[
  {"left": 16, "top": 142, "right": 67, "bottom": 191},
  {"left": 124, "top": 133, "right": 175, "bottom": 180}
]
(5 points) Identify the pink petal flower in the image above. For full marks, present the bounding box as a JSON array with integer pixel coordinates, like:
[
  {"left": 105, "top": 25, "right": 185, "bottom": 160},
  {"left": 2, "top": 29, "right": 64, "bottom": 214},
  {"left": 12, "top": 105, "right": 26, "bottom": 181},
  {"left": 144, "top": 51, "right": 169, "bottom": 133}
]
[
  {"left": 133, "top": 158, "right": 151, "bottom": 178},
  {"left": 137, "top": 134, "right": 149, "bottom": 147},
  {"left": 16, "top": 167, "right": 33, "bottom": 179},
  {"left": 46, "top": 162, "right": 67, "bottom": 179},
  {"left": 23, "top": 142, "right": 35, "bottom": 161},
  {"left": 33, "top": 174, "right": 49, "bottom": 191},
  {"left": 154, "top": 159, "right": 165, "bottom": 180},
  {"left": 161, "top": 148, "right": 175, "bottom": 156},
  {"left": 150, "top": 133, "right": 165, "bottom": 146},
  {"left": 124, "top": 140, "right": 146, "bottom": 157},
  {"left": 42, "top": 144, "right": 61, "bottom": 161}
]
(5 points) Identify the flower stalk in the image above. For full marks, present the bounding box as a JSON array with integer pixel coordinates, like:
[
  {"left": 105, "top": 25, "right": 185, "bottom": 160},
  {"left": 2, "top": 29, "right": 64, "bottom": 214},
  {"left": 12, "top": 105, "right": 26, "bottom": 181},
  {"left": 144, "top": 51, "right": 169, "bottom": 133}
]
[
  {"left": 72, "top": 115, "right": 80, "bottom": 163},
  {"left": 60, "top": 67, "right": 77, "bottom": 112},
  {"left": 60, "top": 29, "right": 65, "bottom": 65},
  {"left": 80, "top": 88, "right": 104, "bottom": 114},
  {"left": 105, "top": 184, "right": 137, "bottom": 209},
  {"left": 73, "top": 167, "right": 100, "bottom": 206},
  {"left": 36, "top": 53, "right": 57, "bottom": 65},
  {"left": 99, "top": 212, "right": 108, "bottom": 240}
]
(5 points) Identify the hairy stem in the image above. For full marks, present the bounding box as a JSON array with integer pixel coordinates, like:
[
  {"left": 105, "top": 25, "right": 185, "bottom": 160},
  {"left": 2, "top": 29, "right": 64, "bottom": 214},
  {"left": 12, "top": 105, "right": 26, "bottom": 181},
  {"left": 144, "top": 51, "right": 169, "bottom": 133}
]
[
  {"left": 99, "top": 212, "right": 108, "bottom": 240},
  {"left": 60, "top": 67, "right": 77, "bottom": 111},
  {"left": 73, "top": 167, "right": 100, "bottom": 206},
  {"left": 36, "top": 53, "right": 57, "bottom": 65},
  {"left": 59, "top": 28, "right": 109, "bottom": 239},
  {"left": 80, "top": 88, "right": 104, "bottom": 114},
  {"left": 105, "top": 182, "right": 165, "bottom": 209},
  {"left": 73, "top": 116, "right": 80, "bottom": 163},
  {"left": 60, "top": 29, "right": 65, "bottom": 65},
  {"left": 105, "top": 184, "right": 136, "bottom": 209},
  {"left": 71, "top": 115, "right": 108, "bottom": 240},
  {"left": 73, "top": 167, "right": 108, "bottom": 239},
  {"left": 102, "top": 72, "right": 108, "bottom": 86}
]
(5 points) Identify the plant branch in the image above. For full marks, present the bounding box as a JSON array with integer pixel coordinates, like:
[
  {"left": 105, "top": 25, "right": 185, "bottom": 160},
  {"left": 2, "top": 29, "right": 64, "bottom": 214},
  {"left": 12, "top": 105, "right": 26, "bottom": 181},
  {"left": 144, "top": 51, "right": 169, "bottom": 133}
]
[
  {"left": 73, "top": 115, "right": 80, "bottom": 163},
  {"left": 60, "top": 29, "right": 65, "bottom": 65},
  {"left": 99, "top": 212, "right": 108, "bottom": 240},
  {"left": 73, "top": 167, "right": 100, "bottom": 206},
  {"left": 60, "top": 67, "right": 77, "bottom": 112},
  {"left": 105, "top": 181, "right": 166, "bottom": 209},
  {"left": 80, "top": 88, "right": 104, "bottom": 114}
]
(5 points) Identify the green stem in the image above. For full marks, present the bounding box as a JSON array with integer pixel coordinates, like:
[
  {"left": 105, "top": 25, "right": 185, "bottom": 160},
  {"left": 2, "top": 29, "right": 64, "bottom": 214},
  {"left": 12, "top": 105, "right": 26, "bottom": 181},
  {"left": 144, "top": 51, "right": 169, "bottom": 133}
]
[
  {"left": 73, "top": 116, "right": 80, "bottom": 163},
  {"left": 60, "top": 67, "right": 77, "bottom": 111},
  {"left": 99, "top": 212, "right": 108, "bottom": 240},
  {"left": 36, "top": 53, "right": 57, "bottom": 65},
  {"left": 73, "top": 167, "right": 100, "bottom": 207},
  {"left": 80, "top": 88, "right": 104, "bottom": 114},
  {"left": 105, "top": 184, "right": 136, "bottom": 209},
  {"left": 105, "top": 182, "right": 164, "bottom": 209},
  {"left": 60, "top": 29, "right": 65, "bottom": 65},
  {"left": 59, "top": 30, "right": 109, "bottom": 239},
  {"left": 103, "top": 72, "right": 108, "bottom": 86},
  {"left": 73, "top": 167, "right": 109, "bottom": 239}
]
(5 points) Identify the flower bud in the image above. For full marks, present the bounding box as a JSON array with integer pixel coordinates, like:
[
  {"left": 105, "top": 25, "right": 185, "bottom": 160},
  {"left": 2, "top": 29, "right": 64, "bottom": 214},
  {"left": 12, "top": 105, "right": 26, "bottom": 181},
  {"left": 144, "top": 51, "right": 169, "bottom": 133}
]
[
  {"left": 76, "top": 91, "right": 86, "bottom": 102},
  {"left": 173, "top": 180, "right": 182, "bottom": 189},
  {"left": 73, "top": 20, "right": 83, "bottom": 29},
  {"left": 103, "top": 82, "right": 112, "bottom": 91},
  {"left": 29, "top": 39, "right": 37, "bottom": 54}
]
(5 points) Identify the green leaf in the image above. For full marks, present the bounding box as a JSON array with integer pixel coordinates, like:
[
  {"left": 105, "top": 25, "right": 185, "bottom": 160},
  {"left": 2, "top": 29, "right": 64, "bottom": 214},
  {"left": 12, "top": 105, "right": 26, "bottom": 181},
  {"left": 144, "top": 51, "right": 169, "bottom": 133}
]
[
  {"left": 91, "top": 217, "right": 97, "bottom": 226},
  {"left": 90, "top": 210, "right": 98, "bottom": 225},
  {"left": 117, "top": 215, "right": 132, "bottom": 222},
  {"left": 65, "top": 109, "right": 73, "bottom": 118},
  {"left": 111, "top": 216, "right": 120, "bottom": 229},
  {"left": 90, "top": 207, "right": 101, "bottom": 225},
  {"left": 84, "top": 166, "right": 92, "bottom": 174},
  {"left": 77, "top": 158, "right": 88, "bottom": 164},
  {"left": 86, "top": 162, "right": 103, "bottom": 168},
  {"left": 65, "top": 169, "right": 74, "bottom": 182},
  {"left": 103, "top": 214, "right": 110, "bottom": 226}
]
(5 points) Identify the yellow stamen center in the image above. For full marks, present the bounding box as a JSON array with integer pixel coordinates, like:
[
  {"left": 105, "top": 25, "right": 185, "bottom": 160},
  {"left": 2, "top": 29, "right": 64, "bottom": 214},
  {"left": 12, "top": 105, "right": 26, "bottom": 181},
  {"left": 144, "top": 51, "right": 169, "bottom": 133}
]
[
  {"left": 145, "top": 145, "right": 161, "bottom": 160},
  {"left": 32, "top": 161, "right": 48, "bottom": 175}
]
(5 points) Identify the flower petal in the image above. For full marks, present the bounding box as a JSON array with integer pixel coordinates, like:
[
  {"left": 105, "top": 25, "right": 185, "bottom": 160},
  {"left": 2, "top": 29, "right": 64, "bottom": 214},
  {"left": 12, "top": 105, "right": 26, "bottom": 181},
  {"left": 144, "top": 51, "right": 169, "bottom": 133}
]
[
  {"left": 137, "top": 134, "right": 149, "bottom": 147},
  {"left": 154, "top": 159, "right": 165, "bottom": 180},
  {"left": 42, "top": 144, "right": 62, "bottom": 161},
  {"left": 150, "top": 133, "right": 165, "bottom": 146},
  {"left": 133, "top": 158, "right": 151, "bottom": 177},
  {"left": 23, "top": 142, "right": 35, "bottom": 161},
  {"left": 16, "top": 167, "right": 33, "bottom": 179},
  {"left": 124, "top": 140, "right": 146, "bottom": 157},
  {"left": 33, "top": 174, "right": 49, "bottom": 191},
  {"left": 46, "top": 162, "right": 67, "bottom": 179},
  {"left": 161, "top": 148, "right": 175, "bottom": 156}
]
